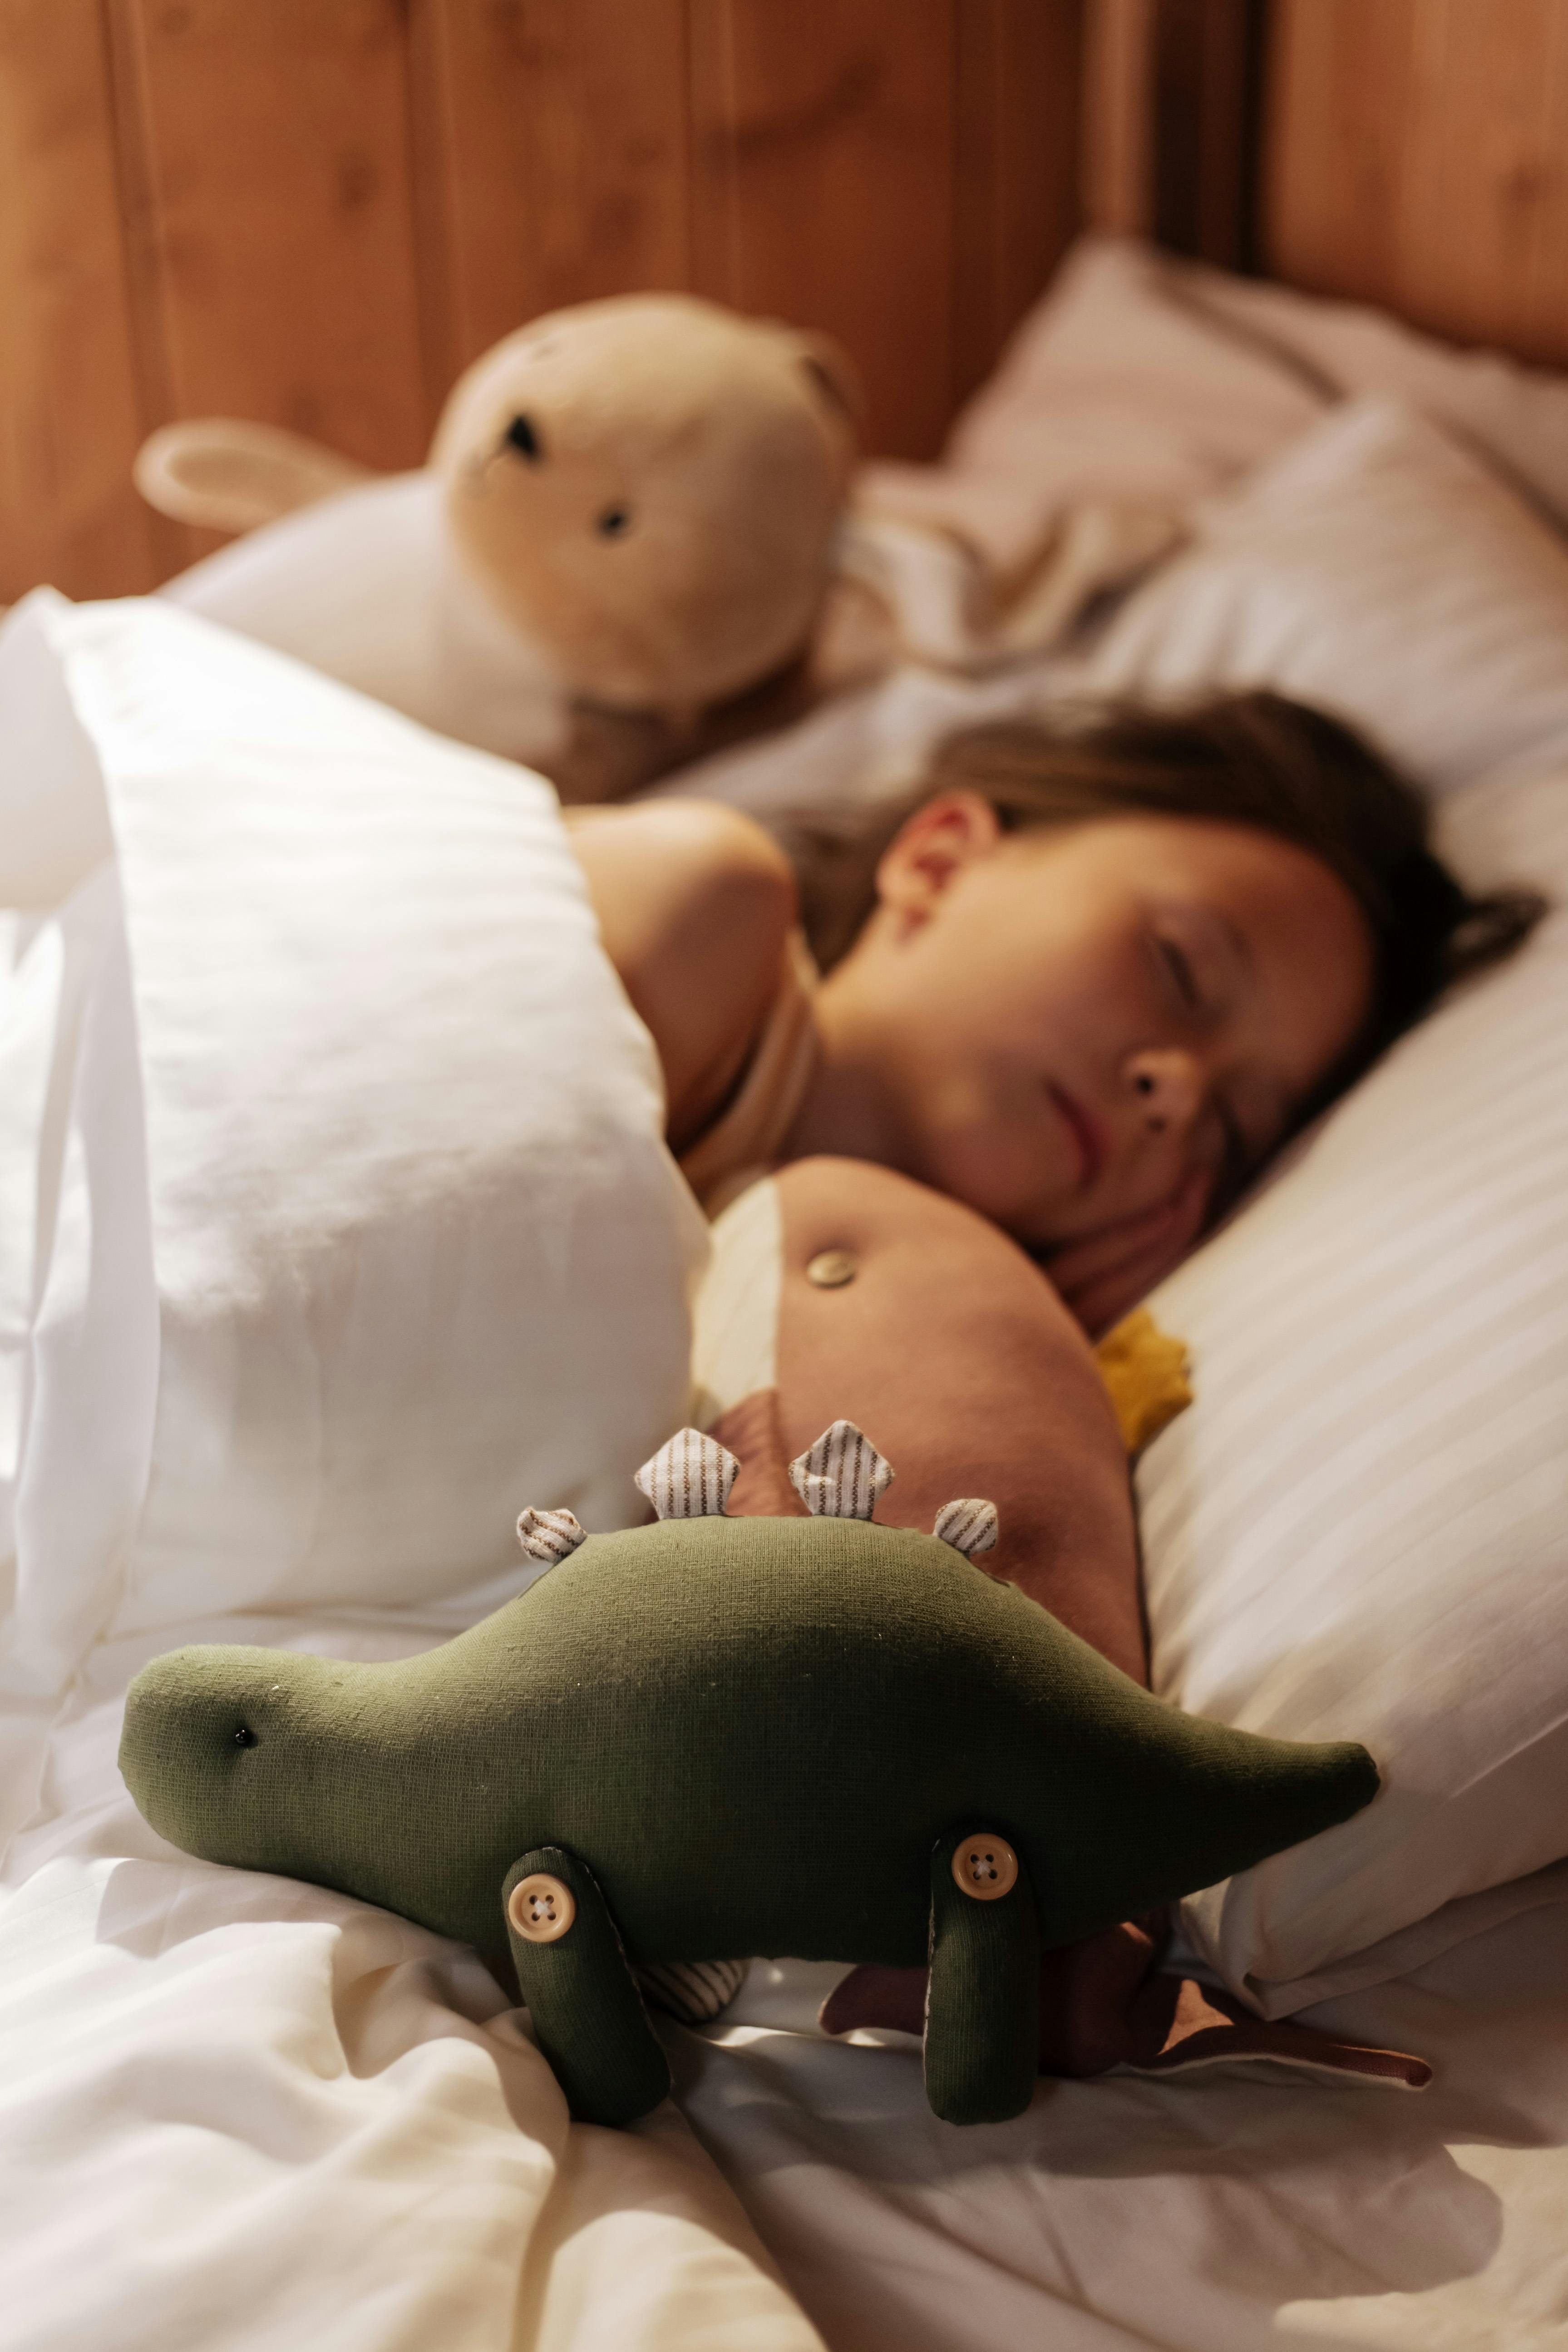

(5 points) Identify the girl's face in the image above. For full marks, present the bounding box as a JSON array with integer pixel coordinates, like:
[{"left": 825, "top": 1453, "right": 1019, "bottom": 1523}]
[{"left": 814, "top": 792, "right": 1376, "bottom": 1256}]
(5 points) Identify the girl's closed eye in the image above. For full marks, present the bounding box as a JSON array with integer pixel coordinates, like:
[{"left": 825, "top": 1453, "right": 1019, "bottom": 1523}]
[{"left": 1160, "top": 936, "right": 1202, "bottom": 1011}]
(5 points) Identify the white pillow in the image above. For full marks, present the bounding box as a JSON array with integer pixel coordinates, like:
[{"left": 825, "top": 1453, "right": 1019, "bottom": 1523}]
[
  {"left": 861, "top": 234, "right": 1568, "bottom": 570},
  {"left": 1141, "top": 762, "right": 1568, "bottom": 2012},
  {"left": 1177, "top": 249, "right": 1568, "bottom": 533},
  {"left": 0, "top": 593, "right": 703, "bottom": 1647},
  {"left": 861, "top": 236, "right": 1325, "bottom": 575},
  {"left": 1080, "top": 397, "right": 1568, "bottom": 794},
  {"left": 683, "top": 396, "right": 1568, "bottom": 829}
]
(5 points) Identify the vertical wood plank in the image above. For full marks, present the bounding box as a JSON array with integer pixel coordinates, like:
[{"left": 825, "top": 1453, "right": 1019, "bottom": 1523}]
[
  {"left": 107, "top": 0, "right": 434, "bottom": 469},
  {"left": 689, "top": 0, "right": 958, "bottom": 460},
  {"left": 0, "top": 0, "right": 172, "bottom": 598},
  {"left": 1082, "top": 0, "right": 1157, "bottom": 236},
  {"left": 1152, "top": 0, "right": 1267, "bottom": 268},
  {"left": 409, "top": 0, "right": 692, "bottom": 390},
  {"left": 1397, "top": 0, "right": 1568, "bottom": 363},
  {"left": 1081, "top": 0, "right": 1265, "bottom": 266},
  {"left": 952, "top": 0, "right": 1084, "bottom": 411},
  {"left": 1264, "top": 0, "right": 1568, "bottom": 370},
  {"left": 1261, "top": 0, "right": 1424, "bottom": 304}
]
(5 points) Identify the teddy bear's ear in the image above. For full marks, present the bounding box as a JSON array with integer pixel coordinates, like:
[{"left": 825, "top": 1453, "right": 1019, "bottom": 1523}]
[
  {"left": 793, "top": 332, "right": 865, "bottom": 438},
  {"left": 788, "top": 1421, "right": 893, "bottom": 1519},
  {"left": 516, "top": 1507, "right": 587, "bottom": 1565},
  {"left": 134, "top": 420, "right": 372, "bottom": 533},
  {"left": 932, "top": 1499, "right": 999, "bottom": 1559},
  {"left": 636, "top": 1429, "right": 740, "bottom": 1519}
]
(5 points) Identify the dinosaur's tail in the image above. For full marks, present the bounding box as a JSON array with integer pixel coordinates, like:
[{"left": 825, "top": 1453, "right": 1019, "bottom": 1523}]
[{"left": 1035, "top": 1683, "right": 1380, "bottom": 1945}]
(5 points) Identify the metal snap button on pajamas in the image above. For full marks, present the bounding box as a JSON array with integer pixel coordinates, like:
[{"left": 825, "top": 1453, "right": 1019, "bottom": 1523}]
[
  {"left": 508, "top": 1873, "right": 575, "bottom": 1941},
  {"left": 805, "top": 1249, "right": 858, "bottom": 1288},
  {"left": 952, "top": 1834, "right": 1019, "bottom": 1900}
]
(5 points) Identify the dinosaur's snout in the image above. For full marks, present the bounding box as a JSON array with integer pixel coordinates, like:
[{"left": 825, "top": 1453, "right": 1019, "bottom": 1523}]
[{"left": 118, "top": 1644, "right": 303, "bottom": 1864}]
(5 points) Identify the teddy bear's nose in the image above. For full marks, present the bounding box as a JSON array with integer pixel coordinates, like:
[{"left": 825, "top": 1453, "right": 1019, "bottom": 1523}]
[{"left": 504, "top": 413, "right": 542, "bottom": 462}]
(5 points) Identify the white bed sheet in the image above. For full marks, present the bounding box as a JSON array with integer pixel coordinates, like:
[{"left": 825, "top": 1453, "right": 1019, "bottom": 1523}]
[
  {"left": 8, "top": 1627, "right": 1568, "bottom": 2352},
  {"left": 0, "top": 1612, "right": 825, "bottom": 2352},
  {"left": 676, "top": 1901, "right": 1568, "bottom": 2352}
]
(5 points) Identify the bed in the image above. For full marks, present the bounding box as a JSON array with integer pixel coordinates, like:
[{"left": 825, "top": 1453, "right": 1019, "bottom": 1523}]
[{"left": 4, "top": 6, "right": 1568, "bottom": 2348}]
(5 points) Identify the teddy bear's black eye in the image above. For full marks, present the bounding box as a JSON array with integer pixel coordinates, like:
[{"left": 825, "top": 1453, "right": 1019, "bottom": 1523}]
[
  {"left": 232, "top": 1725, "right": 257, "bottom": 1749},
  {"left": 504, "top": 414, "right": 542, "bottom": 462},
  {"left": 597, "top": 505, "right": 631, "bottom": 538}
]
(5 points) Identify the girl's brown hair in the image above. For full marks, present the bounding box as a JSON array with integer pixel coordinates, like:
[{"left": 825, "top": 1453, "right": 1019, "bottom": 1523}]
[{"left": 787, "top": 690, "right": 1543, "bottom": 1090}]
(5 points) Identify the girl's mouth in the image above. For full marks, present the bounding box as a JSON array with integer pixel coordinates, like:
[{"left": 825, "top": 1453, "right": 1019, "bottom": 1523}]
[{"left": 1049, "top": 1085, "right": 1105, "bottom": 1193}]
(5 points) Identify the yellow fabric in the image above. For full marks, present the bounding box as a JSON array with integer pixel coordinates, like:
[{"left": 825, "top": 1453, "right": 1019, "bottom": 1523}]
[{"left": 1095, "top": 1309, "right": 1193, "bottom": 1456}]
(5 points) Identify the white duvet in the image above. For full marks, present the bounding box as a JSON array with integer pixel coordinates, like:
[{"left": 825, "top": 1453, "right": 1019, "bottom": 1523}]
[
  {"left": 0, "top": 597, "right": 819, "bottom": 2352},
  {"left": 1, "top": 1610, "right": 820, "bottom": 2352}
]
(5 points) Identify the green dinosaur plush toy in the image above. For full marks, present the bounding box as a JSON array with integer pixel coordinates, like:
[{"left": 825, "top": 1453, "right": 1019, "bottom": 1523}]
[{"left": 119, "top": 1421, "right": 1378, "bottom": 2128}]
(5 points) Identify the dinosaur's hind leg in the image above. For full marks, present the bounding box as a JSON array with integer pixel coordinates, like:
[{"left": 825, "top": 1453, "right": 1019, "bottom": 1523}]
[
  {"left": 923, "top": 1829, "right": 1040, "bottom": 2124},
  {"left": 503, "top": 1848, "right": 671, "bottom": 2126}
]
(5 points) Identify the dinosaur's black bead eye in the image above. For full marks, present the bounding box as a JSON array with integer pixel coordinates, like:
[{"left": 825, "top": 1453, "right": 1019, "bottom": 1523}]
[
  {"left": 232, "top": 1725, "right": 257, "bottom": 1749},
  {"left": 597, "top": 504, "right": 631, "bottom": 538},
  {"left": 504, "top": 413, "right": 542, "bottom": 462}
]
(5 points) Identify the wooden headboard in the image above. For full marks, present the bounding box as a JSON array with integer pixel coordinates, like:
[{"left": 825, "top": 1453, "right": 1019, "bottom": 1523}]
[
  {"left": 5, "top": 0, "right": 1568, "bottom": 607},
  {"left": 1090, "top": 0, "right": 1568, "bottom": 367}
]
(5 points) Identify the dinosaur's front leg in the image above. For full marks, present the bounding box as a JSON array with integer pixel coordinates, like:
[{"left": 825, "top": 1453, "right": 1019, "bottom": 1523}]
[
  {"left": 503, "top": 1849, "right": 672, "bottom": 2126},
  {"left": 923, "top": 1828, "right": 1041, "bottom": 2124}
]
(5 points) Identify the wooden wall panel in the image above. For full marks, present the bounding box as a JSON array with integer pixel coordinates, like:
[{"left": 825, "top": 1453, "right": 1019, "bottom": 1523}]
[
  {"left": 1081, "top": 0, "right": 1155, "bottom": 240},
  {"left": 952, "top": 0, "right": 1084, "bottom": 410},
  {"left": 1263, "top": 0, "right": 1568, "bottom": 370},
  {"left": 104, "top": 0, "right": 434, "bottom": 466},
  {"left": 0, "top": 0, "right": 1087, "bottom": 599},
  {"left": 1080, "top": 0, "right": 1264, "bottom": 266},
  {"left": 0, "top": 0, "right": 171, "bottom": 597},
  {"left": 688, "top": 0, "right": 958, "bottom": 460},
  {"left": 410, "top": 0, "right": 692, "bottom": 388}
]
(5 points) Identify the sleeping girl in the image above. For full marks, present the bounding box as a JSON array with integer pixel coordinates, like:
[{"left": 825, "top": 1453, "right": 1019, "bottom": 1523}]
[
  {"left": 564, "top": 689, "right": 1537, "bottom": 1661},
  {"left": 572, "top": 688, "right": 1530, "bottom": 1312}
]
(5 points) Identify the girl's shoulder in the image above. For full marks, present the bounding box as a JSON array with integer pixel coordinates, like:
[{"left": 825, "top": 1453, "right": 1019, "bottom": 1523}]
[{"left": 562, "top": 799, "right": 798, "bottom": 1149}]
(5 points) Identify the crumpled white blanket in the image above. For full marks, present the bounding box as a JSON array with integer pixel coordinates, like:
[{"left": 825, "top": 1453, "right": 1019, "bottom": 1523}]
[
  {"left": 0, "top": 1609, "right": 822, "bottom": 2352},
  {"left": 0, "top": 592, "right": 816, "bottom": 2352}
]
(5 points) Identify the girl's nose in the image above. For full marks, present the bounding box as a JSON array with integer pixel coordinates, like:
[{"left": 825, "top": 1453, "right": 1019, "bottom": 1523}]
[{"left": 1125, "top": 1048, "right": 1203, "bottom": 1137}]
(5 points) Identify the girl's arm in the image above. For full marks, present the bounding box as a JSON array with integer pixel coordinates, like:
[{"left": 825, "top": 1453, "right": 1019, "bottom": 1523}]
[{"left": 563, "top": 801, "right": 797, "bottom": 1151}]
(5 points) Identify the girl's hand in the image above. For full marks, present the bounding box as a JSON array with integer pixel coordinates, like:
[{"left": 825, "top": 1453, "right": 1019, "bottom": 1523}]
[{"left": 1040, "top": 1165, "right": 1210, "bottom": 1339}]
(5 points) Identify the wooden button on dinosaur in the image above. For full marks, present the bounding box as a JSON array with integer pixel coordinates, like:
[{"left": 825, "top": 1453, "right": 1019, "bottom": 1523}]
[
  {"left": 805, "top": 1249, "right": 858, "bottom": 1288},
  {"left": 951, "top": 1833, "right": 1018, "bottom": 1901},
  {"left": 508, "top": 1872, "right": 576, "bottom": 1942}
]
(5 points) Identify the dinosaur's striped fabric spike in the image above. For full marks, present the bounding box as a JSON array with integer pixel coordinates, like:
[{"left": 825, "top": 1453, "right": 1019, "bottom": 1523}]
[
  {"left": 788, "top": 1421, "right": 894, "bottom": 1519},
  {"left": 635, "top": 1428, "right": 740, "bottom": 1519},
  {"left": 636, "top": 1957, "right": 749, "bottom": 2026},
  {"left": 515, "top": 1507, "right": 587, "bottom": 1565},
  {"left": 932, "top": 1498, "right": 999, "bottom": 1558}
]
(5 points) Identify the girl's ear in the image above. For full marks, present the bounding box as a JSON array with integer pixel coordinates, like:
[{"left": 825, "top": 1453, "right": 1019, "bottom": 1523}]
[{"left": 873, "top": 790, "right": 1003, "bottom": 929}]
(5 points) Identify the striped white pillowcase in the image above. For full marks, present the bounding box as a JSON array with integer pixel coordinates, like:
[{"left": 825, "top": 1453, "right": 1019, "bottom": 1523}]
[{"left": 1139, "top": 767, "right": 1568, "bottom": 2014}]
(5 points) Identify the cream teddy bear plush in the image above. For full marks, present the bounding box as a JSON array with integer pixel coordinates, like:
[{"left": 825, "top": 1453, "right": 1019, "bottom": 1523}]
[{"left": 139, "top": 294, "right": 862, "bottom": 800}]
